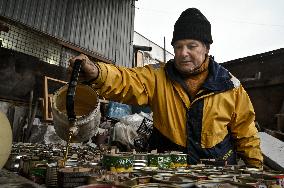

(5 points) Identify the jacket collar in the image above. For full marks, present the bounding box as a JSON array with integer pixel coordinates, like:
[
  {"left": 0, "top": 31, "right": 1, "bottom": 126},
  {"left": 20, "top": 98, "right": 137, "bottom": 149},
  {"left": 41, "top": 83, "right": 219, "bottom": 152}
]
[
  {"left": 165, "top": 56, "right": 234, "bottom": 93},
  {"left": 165, "top": 59, "right": 189, "bottom": 95},
  {"left": 202, "top": 56, "right": 234, "bottom": 92}
]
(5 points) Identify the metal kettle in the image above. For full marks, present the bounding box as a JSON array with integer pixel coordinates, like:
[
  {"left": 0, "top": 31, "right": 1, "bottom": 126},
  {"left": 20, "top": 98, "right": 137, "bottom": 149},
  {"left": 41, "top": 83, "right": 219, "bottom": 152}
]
[{"left": 52, "top": 60, "right": 101, "bottom": 142}]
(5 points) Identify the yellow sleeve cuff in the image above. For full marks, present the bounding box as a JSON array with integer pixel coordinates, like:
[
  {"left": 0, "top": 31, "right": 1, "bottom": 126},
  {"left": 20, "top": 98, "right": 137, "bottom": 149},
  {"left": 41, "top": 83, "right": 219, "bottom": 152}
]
[{"left": 91, "top": 62, "right": 109, "bottom": 89}]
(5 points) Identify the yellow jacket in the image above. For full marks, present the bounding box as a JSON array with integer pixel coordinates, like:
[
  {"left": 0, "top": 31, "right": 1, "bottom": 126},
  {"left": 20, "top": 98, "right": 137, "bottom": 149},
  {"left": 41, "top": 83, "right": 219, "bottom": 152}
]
[{"left": 91, "top": 57, "right": 263, "bottom": 167}]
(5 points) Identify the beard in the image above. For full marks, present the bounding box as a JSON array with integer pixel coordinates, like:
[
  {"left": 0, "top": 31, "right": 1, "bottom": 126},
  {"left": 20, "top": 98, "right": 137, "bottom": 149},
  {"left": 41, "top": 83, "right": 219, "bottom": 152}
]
[{"left": 174, "top": 60, "right": 206, "bottom": 77}]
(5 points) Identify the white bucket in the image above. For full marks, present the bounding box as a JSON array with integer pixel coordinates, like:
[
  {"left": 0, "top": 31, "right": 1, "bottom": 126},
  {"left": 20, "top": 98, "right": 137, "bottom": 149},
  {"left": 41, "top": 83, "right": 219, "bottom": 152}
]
[{"left": 52, "top": 84, "right": 101, "bottom": 142}]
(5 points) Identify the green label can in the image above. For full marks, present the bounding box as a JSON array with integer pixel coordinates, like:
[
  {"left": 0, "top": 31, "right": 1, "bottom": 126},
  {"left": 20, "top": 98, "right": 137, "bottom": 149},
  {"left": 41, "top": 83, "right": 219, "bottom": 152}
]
[
  {"left": 103, "top": 154, "right": 133, "bottom": 172},
  {"left": 171, "top": 154, "right": 187, "bottom": 168},
  {"left": 148, "top": 154, "right": 172, "bottom": 169}
]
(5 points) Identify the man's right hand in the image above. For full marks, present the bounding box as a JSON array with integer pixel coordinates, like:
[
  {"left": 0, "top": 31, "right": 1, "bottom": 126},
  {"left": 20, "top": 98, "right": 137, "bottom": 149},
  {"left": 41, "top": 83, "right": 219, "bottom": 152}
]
[{"left": 68, "top": 54, "right": 99, "bottom": 83}]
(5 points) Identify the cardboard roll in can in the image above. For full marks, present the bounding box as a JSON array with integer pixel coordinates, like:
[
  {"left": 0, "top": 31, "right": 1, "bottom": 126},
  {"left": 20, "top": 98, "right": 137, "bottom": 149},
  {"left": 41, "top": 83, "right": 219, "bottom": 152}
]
[
  {"left": 57, "top": 167, "right": 93, "bottom": 187},
  {"left": 45, "top": 165, "right": 59, "bottom": 187},
  {"left": 133, "top": 153, "right": 148, "bottom": 170},
  {"left": 208, "top": 174, "right": 235, "bottom": 181},
  {"left": 134, "top": 153, "right": 148, "bottom": 161},
  {"left": 133, "top": 160, "right": 148, "bottom": 170},
  {"left": 58, "top": 167, "right": 93, "bottom": 178},
  {"left": 152, "top": 174, "right": 197, "bottom": 187},
  {"left": 132, "top": 183, "right": 180, "bottom": 188},
  {"left": 52, "top": 84, "right": 101, "bottom": 142},
  {"left": 196, "top": 180, "right": 240, "bottom": 188},
  {"left": 4, "top": 153, "right": 21, "bottom": 172},
  {"left": 77, "top": 184, "right": 126, "bottom": 188}
]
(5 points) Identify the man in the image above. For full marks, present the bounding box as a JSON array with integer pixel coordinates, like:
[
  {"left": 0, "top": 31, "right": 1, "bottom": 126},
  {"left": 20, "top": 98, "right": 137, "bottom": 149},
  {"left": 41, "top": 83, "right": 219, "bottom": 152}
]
[{"left": 69, "top": 8, "right": 263, "bottom": 167}]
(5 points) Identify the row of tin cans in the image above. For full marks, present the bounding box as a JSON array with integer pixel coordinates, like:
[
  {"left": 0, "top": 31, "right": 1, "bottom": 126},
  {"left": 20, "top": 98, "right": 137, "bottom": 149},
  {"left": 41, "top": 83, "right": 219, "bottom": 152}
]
[
  {"left": 4, "top": 143, "right": 284, "bottom": 188},
  {"left": 77, "top": 165, "right": 284, "bottom": 188},
  {"left": 102, "top": 153, "right": 188, "bottom": 173}
]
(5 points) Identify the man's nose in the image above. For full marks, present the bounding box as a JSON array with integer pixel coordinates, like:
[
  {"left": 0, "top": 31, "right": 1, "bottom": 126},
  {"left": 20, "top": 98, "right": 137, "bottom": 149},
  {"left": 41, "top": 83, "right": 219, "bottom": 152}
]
[{"left": 180, "top": 46, "right": 189, "bottom": 57}]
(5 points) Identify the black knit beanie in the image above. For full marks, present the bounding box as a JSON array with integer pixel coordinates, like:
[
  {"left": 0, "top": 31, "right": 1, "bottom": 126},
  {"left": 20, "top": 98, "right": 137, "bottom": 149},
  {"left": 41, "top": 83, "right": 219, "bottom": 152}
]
[{"left": 171, "top": 8, "right": 213, "bottom": 46}]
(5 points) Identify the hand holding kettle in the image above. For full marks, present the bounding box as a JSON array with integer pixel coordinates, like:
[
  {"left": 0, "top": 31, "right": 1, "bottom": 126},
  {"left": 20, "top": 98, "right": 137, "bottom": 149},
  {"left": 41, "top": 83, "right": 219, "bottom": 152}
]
[
  {"left": 51, "top": 54, "right": 101, "bottom": 143},
  {"left": 68, "top": 54, "right": 99, "bottom": 84}
]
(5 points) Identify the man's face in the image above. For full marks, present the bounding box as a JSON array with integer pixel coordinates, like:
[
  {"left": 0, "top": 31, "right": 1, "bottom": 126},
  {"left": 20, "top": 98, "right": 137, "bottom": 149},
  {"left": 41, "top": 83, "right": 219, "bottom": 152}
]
[{"left": 173, "top": 39, "right": 209, "bottom": 77}]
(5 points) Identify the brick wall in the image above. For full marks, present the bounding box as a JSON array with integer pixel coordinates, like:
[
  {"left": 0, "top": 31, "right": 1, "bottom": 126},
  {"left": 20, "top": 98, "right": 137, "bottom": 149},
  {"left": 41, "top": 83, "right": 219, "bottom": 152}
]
[
  {"left": 59, "top": 47, "right": 80, "bottom": 68},
  {"left": 0, "top": 22, "right": 79, "bottom": 67}
]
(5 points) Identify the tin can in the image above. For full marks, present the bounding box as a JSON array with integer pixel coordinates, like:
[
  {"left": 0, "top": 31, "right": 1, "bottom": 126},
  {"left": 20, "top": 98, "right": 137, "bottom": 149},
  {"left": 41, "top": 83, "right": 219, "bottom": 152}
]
[
  {"left": 208, "top": 174, "right": 234, "bottom": 181},
  {"left": 102, "top": 154, "right": 133, "bottom": 173},
  {"left": 133, "top": 160, "right": 148, "bottom": 170},
  {"left": 132, "top": 183, "right": 179, "bottom": 188},
  {"left": 196, "top": 180, "right": 236, "bottom": 188},
  {"left": 45, "top": 165, "right": 58, "bottom": 187},
  {"left": 30, "top": 166, "right": 46, "bottom": 184},
  {"left": 153, "top": 174, "right": 197, "bottom": 186},
  {"left": 265, "top": 173, "right": 284, "bottom": 188},
  {"left": 170, "top": 154, "right": 187, "bottom": 168},
  {"left": 4, "top": 153, "right": 21, "bottom": 172},
  {"left": 134, "top": 153, "right": 148, "bottom": 161},
  {"left": 148, "top": 154, "right": 173, "bottom": 169},
  {"left": 77, "top": 184, "right": 126, "bottom": 188},
  {"left": 57, "top": 167, "right": 93, "bottom": 188}
]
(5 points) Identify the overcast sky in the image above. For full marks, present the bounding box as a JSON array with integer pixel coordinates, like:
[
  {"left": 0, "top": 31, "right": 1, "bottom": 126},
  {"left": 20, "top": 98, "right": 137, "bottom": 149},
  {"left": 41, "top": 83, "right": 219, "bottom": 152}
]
[{"left": 134, "top": 0, "right": 284, "bottom": 63}]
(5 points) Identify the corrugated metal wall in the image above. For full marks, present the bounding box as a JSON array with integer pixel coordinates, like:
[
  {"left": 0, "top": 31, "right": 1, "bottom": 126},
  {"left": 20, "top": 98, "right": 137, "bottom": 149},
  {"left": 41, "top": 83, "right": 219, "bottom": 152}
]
[{"left": 0, "top": 0, "right": 135, "bottom": 67}]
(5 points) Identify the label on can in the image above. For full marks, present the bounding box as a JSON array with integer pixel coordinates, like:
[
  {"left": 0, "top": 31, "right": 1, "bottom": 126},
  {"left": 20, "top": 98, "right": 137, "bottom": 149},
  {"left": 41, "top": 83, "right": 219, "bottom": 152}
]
[
  {"left": 148, "top": 154, "right": 172, "bottom": 169},
  {"left": 171, "top": 154, "right": 187, "bottom": 168}
]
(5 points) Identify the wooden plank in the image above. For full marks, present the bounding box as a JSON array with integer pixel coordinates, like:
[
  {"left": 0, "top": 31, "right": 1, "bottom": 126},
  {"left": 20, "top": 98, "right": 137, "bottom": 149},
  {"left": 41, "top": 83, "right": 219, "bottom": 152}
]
[
  {"left": 43, "top": 76, "right": 66, "bottom": 121},
  {"left": 243, "top": 75, "right": 284, "bottom": 88}
]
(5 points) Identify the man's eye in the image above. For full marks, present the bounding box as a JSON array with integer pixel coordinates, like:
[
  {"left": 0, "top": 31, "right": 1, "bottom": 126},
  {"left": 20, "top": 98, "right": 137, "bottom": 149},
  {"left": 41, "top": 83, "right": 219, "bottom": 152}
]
[
  {"left": 174, "top": 45, "right": 182, "bottom": 50},
  {"left": 187, "top": 45, "right": 197, "bottom": 49}
]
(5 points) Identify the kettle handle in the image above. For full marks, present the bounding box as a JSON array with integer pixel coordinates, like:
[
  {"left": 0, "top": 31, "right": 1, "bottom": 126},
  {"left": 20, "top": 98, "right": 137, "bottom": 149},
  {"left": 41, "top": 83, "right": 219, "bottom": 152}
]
[{"left": 66, "top": 59, "right": 82, "bottom": 123}]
